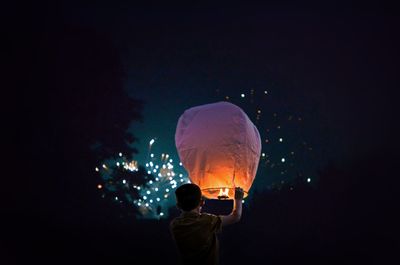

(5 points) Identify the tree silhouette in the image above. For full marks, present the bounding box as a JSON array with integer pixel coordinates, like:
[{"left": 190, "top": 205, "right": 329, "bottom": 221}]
[{"left": 9, "top": 22, "right": 145, "bottom": 226}]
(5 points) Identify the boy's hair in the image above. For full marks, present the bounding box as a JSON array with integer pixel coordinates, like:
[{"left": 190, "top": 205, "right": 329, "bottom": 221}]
[{"left": 175, "top": 183, "right": 202, "bottom": 211}]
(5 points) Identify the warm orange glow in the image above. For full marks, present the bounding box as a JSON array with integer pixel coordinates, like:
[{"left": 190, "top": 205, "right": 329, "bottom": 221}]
[
  {"left": 218, "top": 188, "right": 229, "bottom": 199},
  {"left": 178, "top": 146, "right": 256, "bottom": 200}
]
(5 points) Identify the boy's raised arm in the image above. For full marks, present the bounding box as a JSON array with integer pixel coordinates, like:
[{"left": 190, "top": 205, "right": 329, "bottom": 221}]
[{"left": 221, "top": 187, "right": 244, "bottom": 226}]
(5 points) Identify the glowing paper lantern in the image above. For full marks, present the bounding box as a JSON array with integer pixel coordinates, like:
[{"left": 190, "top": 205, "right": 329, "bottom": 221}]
[{"left": 175, "top": 101, "right": 261, "bottom": 199}]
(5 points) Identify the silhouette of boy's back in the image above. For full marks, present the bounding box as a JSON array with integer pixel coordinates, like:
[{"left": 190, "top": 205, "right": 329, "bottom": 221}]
[
  {"left": 171, "top": 211, "right": 221, "bottom": 264},
  {"left": 170, "top": 184, "right": 244, "bottom": 265}
]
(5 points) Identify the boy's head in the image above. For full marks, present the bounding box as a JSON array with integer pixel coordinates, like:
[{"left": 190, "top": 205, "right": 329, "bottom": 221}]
[{"left": 175, "top": 183, "right": 203, "bottom": 211}]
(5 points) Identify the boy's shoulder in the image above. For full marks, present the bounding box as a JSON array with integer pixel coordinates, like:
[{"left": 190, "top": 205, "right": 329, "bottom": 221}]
[
  {"left": 199, "top": 212, "right": 219, "bottom": 220},
  {"left": 170, "top": 212, "right": 219, "bottom": 225},
  {"left": 170, "top": 212, "right": 222, "bottom": 235}
]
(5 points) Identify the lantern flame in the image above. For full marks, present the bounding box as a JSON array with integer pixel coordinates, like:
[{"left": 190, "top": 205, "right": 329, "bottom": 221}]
[{"left": 218, "top": 188, "right": 230, "bottom": 199}]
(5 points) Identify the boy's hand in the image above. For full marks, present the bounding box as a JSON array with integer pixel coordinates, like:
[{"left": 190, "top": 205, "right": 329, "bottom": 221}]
[
  {"left": 234, "top": 187, "right": 244, "bottom": 200},
  {"left": 221, "top": 187, "right": 244, "bottom": 226}
]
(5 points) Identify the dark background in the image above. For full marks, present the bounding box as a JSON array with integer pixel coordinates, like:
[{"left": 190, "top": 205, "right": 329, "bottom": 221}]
[{"left": 4, "top": 2, "right": 399, "bottom": 264}]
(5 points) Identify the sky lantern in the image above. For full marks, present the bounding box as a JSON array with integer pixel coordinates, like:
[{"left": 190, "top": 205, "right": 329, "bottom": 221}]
[{"left": 175, "top": 101, "right": 261, "bottom": 199}]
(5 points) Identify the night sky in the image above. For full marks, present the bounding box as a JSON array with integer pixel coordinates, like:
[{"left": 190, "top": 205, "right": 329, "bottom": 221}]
[
  {"left": 5, "top": 2, "right": 399, "bottom": 264},
  {"left": 60, "top": 2, "right": 397, "bottom": 188},
  {"left": 59, "top": 2, "right": 396, "bottom": 158}
]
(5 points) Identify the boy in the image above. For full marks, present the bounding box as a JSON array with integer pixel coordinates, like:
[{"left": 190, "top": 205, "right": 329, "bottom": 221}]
[{"left": 170, "top": 184, "right": 244, "bottom": 265}]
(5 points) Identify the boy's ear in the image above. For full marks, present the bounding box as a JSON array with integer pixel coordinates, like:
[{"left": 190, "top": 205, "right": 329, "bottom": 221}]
[{"left": 200, "top": 198, "right": 205, "bottom": 207}]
